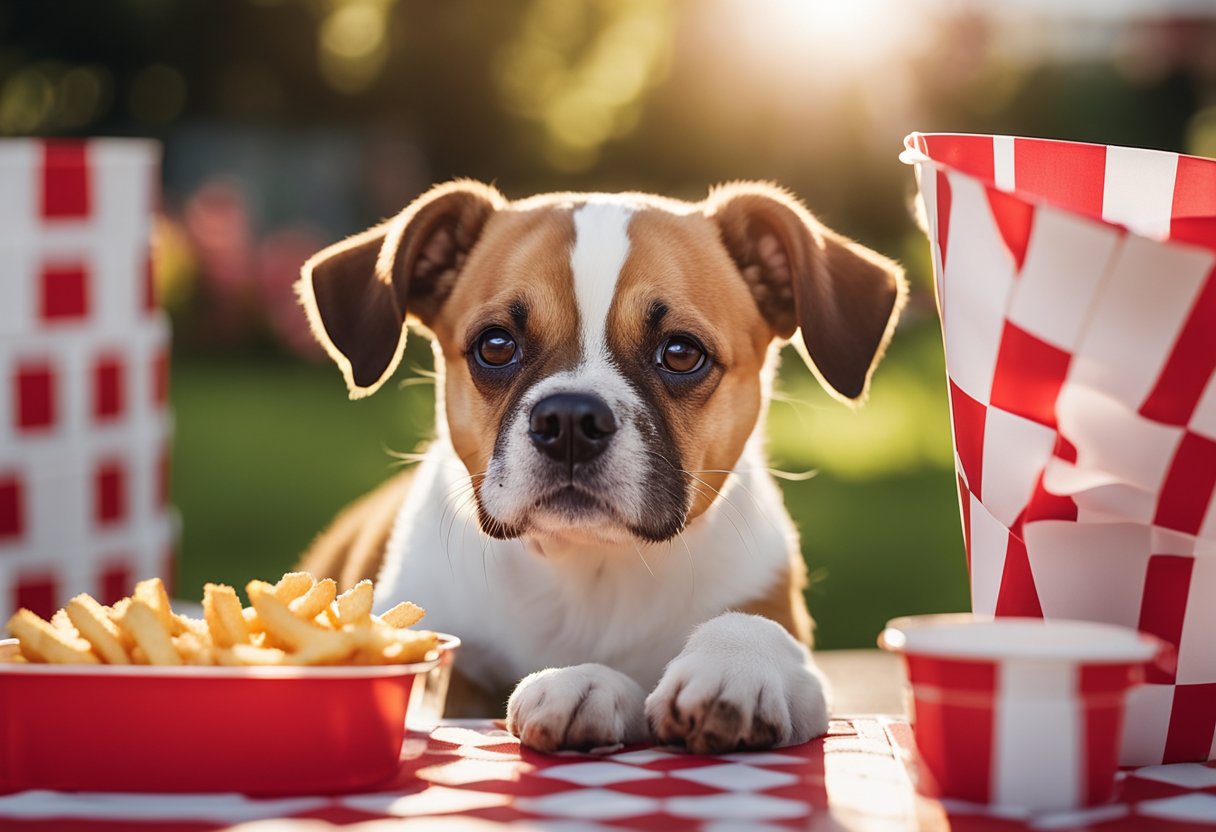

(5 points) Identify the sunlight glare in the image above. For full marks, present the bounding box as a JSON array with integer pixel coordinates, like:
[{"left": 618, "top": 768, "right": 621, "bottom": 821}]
[{"left": 725, "top": 0, "right": 919, "bottom": 83}]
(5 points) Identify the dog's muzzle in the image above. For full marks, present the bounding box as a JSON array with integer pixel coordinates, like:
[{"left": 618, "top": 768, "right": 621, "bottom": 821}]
[{"left": 527, "top": 393, "right": 616, "bottom": 469}]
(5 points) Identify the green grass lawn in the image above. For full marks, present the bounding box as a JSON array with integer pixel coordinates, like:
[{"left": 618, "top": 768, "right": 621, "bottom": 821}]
[{"left": 170, "top": 320, "right": 970, "bottom": 649}]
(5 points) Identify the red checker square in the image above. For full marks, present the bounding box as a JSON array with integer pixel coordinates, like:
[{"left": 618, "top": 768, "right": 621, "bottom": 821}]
[
  {"left": 1141, "top": 265, "right": 1216, "bottom": 427},
  {"left": 1154, "top": 431, "right": 1216, "bottom": 536},
  {"left": 157, "top": 444, "right": 171, "bottom": 508},
  {"left": 93, "top": 355, "right": 126, "bottom": 421},
  {"left": 14, "top": 362, "right": 57, "bottom": 432},
  {"left": 613, "top": 778, "right": 720, "bottom": 798},
  {"left": 1117, "top": 772, "right": 1193, "bottom": 802},
  {"left": 1137, "top": 554, "right": 1193, "bottom": 684},
  {"left": 935, "top": 169, "right": 953, "bottom": 275},
  {"left": 152, "top": 349, "right": 170, "bottom": 406},
  {"left": 994, "top": 533, "right": 1043, "bottom": 617},
  {"left": 39, "top": 262, "right": 90, "bottom": 321},
  {"left": 95, "top": 461, "right": 128, "bottom": 526},
  {"left": 14, "top": 573, "right": 58, "bottom": 620},
  {"left": 40, "top": 141, "right": 91, "bottom": 219},
  {"left": 985, "top": 185, "right": 1035, "bottom": 271},
  {"left": 1023, "top": 470, "right": 1078, "bottom": 525},
  {"left": 1013, "top": 137, "right": 1107, "bottom": 219},
  {"left": 100, "top": 562, "right": 133, "bottom": 606},
  {"left": 990, "top": 322, "right": 1071, "bottom": 429},
  {"left": 948, "top": 379, "right": 987, "bottom": 501},
  {"left": 923, "top": 134, "right": 996, "bottom": 182},
  {"left": 0, "top": 475, "right": 23, "bottom": 540},
  {"left": 1172, "top": 154, "right": 1216, "bottom": 226},
  {"left": 1164, "top": 682, "right": 1216, "bottom": 764}
]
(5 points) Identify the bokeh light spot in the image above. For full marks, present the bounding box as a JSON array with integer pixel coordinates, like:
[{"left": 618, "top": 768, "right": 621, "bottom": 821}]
[
  {"left": 318, "top": 0, "right": 390, "bottom": 93},
  {"left": 0, "top": 67, "right": 54, "bottom": 134}
]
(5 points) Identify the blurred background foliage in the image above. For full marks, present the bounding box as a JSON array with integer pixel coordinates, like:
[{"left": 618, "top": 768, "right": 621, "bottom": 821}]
[{"left": 6, "top": 0, "right": 1216, "bottom": 647}]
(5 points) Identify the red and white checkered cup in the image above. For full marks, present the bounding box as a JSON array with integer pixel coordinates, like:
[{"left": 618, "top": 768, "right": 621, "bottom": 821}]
[
  {"left": 902, "top": 133, "right": 1216, "bottom": 765},
  {"left": 880, "top": 614, "right": 1164, "bottom": 811},
  {"left": 0, "top": 139, "right": 173, "bottom": 621}
]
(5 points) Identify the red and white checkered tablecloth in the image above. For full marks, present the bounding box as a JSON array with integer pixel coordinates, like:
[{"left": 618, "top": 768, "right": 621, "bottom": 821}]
[{"left": 0, "top": 718, "right": 1213, "bottom": 831}]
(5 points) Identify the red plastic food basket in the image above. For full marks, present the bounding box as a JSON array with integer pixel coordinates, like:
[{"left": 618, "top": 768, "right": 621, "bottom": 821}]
[{"left": 0, "top": 635, "right": 456, "bottom": 795}]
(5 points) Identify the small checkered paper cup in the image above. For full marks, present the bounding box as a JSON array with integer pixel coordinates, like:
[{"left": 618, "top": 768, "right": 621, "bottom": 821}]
[
  {"left": 0, "top": 139, "right": 174, "bottom": 623},
  {"left": 901, "top": 133, "right": 1216, "bottom": 766},
  {"left": 880, "top": 614, "right": 1163, "bottom": 811}
]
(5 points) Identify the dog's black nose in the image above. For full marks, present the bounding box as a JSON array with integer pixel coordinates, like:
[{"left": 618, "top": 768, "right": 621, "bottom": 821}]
[{"left": 528, "top": 393, "right": 616, "bottom": 466}]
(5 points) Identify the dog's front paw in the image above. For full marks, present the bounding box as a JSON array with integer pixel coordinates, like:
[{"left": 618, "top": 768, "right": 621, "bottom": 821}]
[
  {"left": 507, "top": 663, "right": 651, "bottom": 752},
  {"left": 645, "top": 612, "right": 829, "bottom": 754}
]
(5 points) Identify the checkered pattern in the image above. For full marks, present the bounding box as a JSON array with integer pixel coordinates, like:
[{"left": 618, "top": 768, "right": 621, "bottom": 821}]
[
  {"left": 0, "top": 139, "right": 174, "bottom": 622},
  {"left": 0, "top": 719, "right": 1211, "bottom": 830},
  {"left": 903, "top": 132, "right": 1216, "bottom": 766}
]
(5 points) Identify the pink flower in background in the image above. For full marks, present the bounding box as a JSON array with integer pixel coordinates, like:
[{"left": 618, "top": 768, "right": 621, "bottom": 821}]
[
  {"left": 181, "top": 180, "right": 257, "bottom": 345},
  {"left": 174, "top": 178, "right": 328, "bottom": 359},
  {"left": 256, "top": 227, "right": 326, "bottom": 359}
]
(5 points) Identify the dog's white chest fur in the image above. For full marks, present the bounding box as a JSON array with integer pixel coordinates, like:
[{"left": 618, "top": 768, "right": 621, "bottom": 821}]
[{"left": 375, "top": 435, "right": 796, "bottom": 692}]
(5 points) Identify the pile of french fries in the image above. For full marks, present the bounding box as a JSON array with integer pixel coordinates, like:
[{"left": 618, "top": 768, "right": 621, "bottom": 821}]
[{"left": 3, "top": 572, "right": 438, "bottom": 667}]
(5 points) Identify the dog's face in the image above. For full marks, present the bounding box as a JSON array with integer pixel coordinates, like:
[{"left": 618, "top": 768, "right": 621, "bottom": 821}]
[{"left": 299, "top": 182, "right": 905, "bottom": 545}]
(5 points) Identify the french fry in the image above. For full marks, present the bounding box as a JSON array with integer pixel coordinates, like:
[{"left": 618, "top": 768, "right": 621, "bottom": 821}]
[
  {"left": 273, "top": 572, "right": 314, "bottom": 603},
  {"left": 380, "top": 601, "right": 426, "bottom": 629},
  {"left": 65, "top": 594, "right": 130, "bottom": 664},
  {"left": 314, "top": 611, "right": 336, "bottom": 629},
  {"left": 243, "top": 605, "right": 266, "bottom": 633},
  {"left": 320, "top": 604, "right": 341, "bottom": 629},
  {"left": 51, "top": 608, "right": 75, "bottom": 632},
  {"left": 122, "top": 600, "right": 182, "bottom": 666},
  {"left": 247, "top": 581, "right": 355, "bottom": 664},
  {"left": 7, "top": 609, "right": 100, "bottom": 664},
  {"left": 133, "top": 578, "right": 181, "bottom": 635},
  {"left": 6, "top": 570, "right": 439, "bottom": 668},
  {"left": 172, "top": 631, "right": 215, "bottom": 665},
  {"left": 105, "top": 598, "right": 136, "bottom": 650},
  {"left": 357, "top": 622, "right": 439, "bottom": 665},
  {"left": 175, "top": 614, "right": 209, "bottom": 639},
  {"left": 217, "top": 644, "right": 290, "bottom": 666},
  {"left": 203, "top": 583, "right": 250, "bottom": 648},
  {"left": 289, "top": 577, "right": 337, "bottom": 620},
  {"left": 336, "top": 580, "right": 374, "bottom": 627}
]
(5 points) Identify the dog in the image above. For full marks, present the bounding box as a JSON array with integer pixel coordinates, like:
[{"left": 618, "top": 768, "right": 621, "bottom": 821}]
[{"left": 295, "top": 180, "right": 906, "bottom": 753}]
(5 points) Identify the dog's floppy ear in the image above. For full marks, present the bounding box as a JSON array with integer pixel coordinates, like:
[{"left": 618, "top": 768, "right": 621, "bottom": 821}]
[
  {"left": 706, "top": 182, "right": 907, "bottom": 403},
  {"left": 297, "top": 180, "right": 504, "bottom": 398}
]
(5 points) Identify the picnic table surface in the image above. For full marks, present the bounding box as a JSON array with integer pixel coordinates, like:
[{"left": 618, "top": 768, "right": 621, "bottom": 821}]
[{"left": 2, "top": 649, "right": 1214, "bottom": 831}]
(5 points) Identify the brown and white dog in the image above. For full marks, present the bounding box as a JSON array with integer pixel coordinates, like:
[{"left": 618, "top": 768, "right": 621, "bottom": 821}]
[{"left": 295, "top": 180, "right": 906, "bottom": 753}]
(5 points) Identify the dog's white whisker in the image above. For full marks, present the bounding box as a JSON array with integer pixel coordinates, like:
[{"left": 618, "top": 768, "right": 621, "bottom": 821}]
[
  {"left": 635, "top": 448, "right": 760, "bottom": 559},
  {"left": 679, "top": 473, "right": 763, "bottom": 560},
  {"left": 631, "top": 543, "right": 655, "bottom": 578},
  {"left": 676, "top": 526, "right": 696, "bottom": 602}
]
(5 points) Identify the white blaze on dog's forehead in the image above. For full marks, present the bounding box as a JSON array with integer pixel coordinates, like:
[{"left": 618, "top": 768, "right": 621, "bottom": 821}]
[{"left": 571, "top": 201, "right": 634, "bottom": 359}]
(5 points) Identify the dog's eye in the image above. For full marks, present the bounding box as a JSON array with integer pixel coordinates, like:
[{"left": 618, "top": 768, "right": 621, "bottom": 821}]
[
  {"left": 476, "top": 328, "right": 519, "bottom": 368},
  {"left": 657, "top": 335, "right": 706, "bottom": 375}
]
